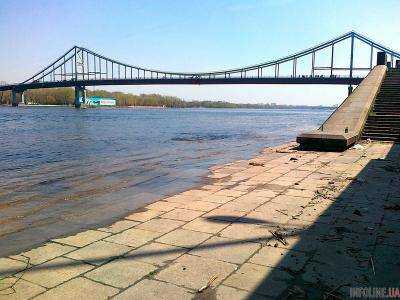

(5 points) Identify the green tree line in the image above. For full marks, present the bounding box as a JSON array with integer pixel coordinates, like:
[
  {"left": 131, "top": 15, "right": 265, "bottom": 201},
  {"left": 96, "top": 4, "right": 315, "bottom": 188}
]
[{"left": 0, "top": 87, "right": 334, "bottom": 109}]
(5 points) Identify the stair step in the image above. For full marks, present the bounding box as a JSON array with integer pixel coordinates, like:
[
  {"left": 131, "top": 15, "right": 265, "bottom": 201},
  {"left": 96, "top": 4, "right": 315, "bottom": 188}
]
[
  {"left": 378, "top": 90, "right": 400, "bottom": 92},
  {"left": 374, "top": 111, "right": 400, "bottom": 114},
  {"left": 376, "top": 93, "right": 400, "bottom": 95},
  {"left": 361, "top": 69, "right": 400, "bottom": 143},
  {"left": 373, "top": 103, "right": 400, "bottom": 105},
  {"left": 363, "top": 125, "right": 400, "bottom": 129},
  {"left": 362, "top": 134, "right": 400, "bottom": 138},
  {"left": 373, "top": 100, "right": 400, "bottom": 102},
  {"left": 367, "top": 114, "right": 400, "bottom": 117},
  {"left": 374, "top": 99, "right": 400, "bottom": 101},
  {"left": 362, "top": 137, "right": 400, "bottom": 142},
  {"left": 362, "top": 134, "right": 400, "bottom": 139},
  {"left": 373, "top": 109, "right": 400, "bottom": 112},
  {"left": 379, "top": 90, "right": 400, "bottom": 92},
  {"left": 365, "top": 122, "right": 400, "bottom": 126},
  {"left": 362, "top": 132, "right": 400, "bottom": 136},
  {"left": 366, "top": 116, "right": 400, "bottom": 119},
  {"left": 363, "top": 129, "right": 400, "bottom": 134},
  {"left": 362, "top": 132, "right": 400, "bottom": 137},
  {"left": 373, "top": 111, "right": 400, "bottom": 113}
]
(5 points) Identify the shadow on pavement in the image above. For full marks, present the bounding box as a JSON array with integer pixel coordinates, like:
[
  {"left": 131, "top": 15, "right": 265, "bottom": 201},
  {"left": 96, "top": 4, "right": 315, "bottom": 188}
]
[{"left": 247, "top": 143, "right": 400, "bottom": 299}]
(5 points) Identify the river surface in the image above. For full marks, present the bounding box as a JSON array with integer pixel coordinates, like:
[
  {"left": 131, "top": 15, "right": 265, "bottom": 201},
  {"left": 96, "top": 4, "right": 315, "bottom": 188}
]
[{"left": 0, "top": 106, "right": 331, "bottom": 255}]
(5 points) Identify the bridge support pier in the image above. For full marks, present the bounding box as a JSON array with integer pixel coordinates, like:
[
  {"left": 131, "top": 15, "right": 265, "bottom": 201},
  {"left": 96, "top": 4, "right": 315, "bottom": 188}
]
[
  {"left": 74, "top": 86, "right": 86, "bottom": 108},
  {"left": 11, "top": 90, "right": 24, "bottom": 107},
  {"left": 11, "top": 90, "right": 17, "bottom": 107},
  {"left": 348, "top": 85, "right": 353, "bottom": 95}
]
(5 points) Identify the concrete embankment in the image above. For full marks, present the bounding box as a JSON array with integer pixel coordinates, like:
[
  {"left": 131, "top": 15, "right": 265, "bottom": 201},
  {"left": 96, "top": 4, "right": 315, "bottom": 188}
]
[
  {"left": 0, "top": 140, "right": 399, "bottom": 299},
  {"left": 297, "top": 65, "right": 387, "bottom": 150}
]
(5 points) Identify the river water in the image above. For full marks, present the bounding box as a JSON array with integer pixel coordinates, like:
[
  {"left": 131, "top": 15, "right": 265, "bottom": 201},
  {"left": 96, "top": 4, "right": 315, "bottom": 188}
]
[{"left": 0, "top": 106, "right": 331, "bottom": 255}]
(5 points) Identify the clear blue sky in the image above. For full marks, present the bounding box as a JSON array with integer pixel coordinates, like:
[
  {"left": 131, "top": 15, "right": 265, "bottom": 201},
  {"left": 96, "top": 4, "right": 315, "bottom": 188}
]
[{"left": 1, "top": 0, "right": 399, "bottom": 105}]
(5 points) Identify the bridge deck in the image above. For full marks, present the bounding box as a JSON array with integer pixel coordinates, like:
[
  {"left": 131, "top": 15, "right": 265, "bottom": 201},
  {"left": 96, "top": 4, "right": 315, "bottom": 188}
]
[{"left": 0, "top": 77, "right": 363, "bottom": 92}]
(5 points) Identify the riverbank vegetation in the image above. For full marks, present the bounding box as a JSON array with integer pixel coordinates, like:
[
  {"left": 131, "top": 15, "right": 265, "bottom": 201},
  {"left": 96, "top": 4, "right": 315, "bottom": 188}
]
[{"left": 0, "top": 87, "right": 335, "bottom": 109}]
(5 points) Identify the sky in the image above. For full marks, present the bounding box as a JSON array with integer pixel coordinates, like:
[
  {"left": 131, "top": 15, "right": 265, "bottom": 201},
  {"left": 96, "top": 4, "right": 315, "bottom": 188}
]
[{"left": 0, "top": 0, "right": 399, "bottom": 105}]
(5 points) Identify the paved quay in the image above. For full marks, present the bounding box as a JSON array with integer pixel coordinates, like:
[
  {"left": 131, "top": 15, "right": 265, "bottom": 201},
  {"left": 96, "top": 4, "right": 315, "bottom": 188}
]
[{"left": 1, "top": 141, "right": 399, "bottom": 299}]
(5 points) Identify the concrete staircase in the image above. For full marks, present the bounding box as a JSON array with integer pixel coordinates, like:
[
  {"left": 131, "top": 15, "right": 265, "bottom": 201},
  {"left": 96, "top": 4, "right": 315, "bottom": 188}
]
[{"left": 362, "top": 68, "right": 400, "bottom": 142}]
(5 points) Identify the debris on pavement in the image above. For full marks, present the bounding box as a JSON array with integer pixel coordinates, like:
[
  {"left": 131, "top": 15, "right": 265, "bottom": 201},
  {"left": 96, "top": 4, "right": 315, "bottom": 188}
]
[
  {"left": 352, "top": 144, "right": 365, "bottom": 150},
  {"left": 198, "top": 275, "right": 218, "bottom": 293},
  {"left": 370, "top": 257, "right": 376, "bottom": 276},
  {"left": 270, "top": 230, "right": 288, "bottom": 245},
  {"left": 249, "top": 161, "right": 265, "bottom": 167}
]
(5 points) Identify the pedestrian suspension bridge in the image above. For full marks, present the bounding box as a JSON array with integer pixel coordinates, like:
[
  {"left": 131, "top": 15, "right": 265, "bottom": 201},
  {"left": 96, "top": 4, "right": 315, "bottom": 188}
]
[{"left": 1, "top": 31, "right": 400, "bottom": 108}]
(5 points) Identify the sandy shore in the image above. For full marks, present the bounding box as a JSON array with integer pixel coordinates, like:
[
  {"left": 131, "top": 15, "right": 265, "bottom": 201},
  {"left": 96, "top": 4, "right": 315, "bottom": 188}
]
[{"left": 0, "top": 141, "right": 399, "bottom": 299}]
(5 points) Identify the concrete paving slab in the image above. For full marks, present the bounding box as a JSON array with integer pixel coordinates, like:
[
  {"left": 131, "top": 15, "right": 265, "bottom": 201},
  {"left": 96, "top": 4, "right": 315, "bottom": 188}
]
[
  {"left": 284, "top": 188, "right": 315, "bottom": 198},
  {"left": 85, "top": 257, "right": 156, "bottom": 288},
  {"left": 161, "top": 208, "right": 204, "bottom": 221},
  {"left": 245, "top": 189, "right": 277, "bottom": 199},
  {"left": 19, "top": 256, "right": 93, "bottom": 288},
  {"left": 105, "top": 228, "right": 162, "bottom": 248},
  {"left": 125, "top": 209, "right": 164, "bottom": 222},
  {"left": 249, "top": 245, "right": 307, "bottom": 272},
  {"left": 201, "top": 207, "right": 247, "bottom": 221},
  {"left": 113, "top": 279, "right": 193, "bottom": 300},
  {"left": 224, "top": 263, "right": 291, "bottom": 297},
  {"left": 200, "top": 194, "right": 235, "bottom": 204},
  {"left": 246, "top": 210, "right": 291, "bottom": 225},
  {"left": 125, "top": 242, "right": 187, "bottom": 267},
  {"left": 256, "top": 199, "right": 305, "bottom": 218},
  {"left": 34, "top": 277, "right": 119, "bottom": 300},
  {"left": 0, "top": 277, "right": 45, "bottom": 300},
  {"left": 52, "top": 230, "right": 111, "bottom": 247},
  {"left": 213, "top": 189, "right": 247, "bottom": 198},
  {"left": 180, "top": 200, "right": 221, "bottom": 212},
  {"left": 0, "top": 258, "right": 28, "bottom": 278},
  {"left": 145, "top": 200, "right": 184, "bottom": 212},
  {"left": 164, "top": 194, "right": 196, "bottom": 204},
  {"left": 97, "top": 220, "right": 140, "bottom": 234},
  {"left": 215, "top": 285, "right": 267, "bottom": 300},
  {"left": 135, "top": 218, "right": 185, "bottom": 234},
  {"left": 190, "top": 236, "right": 260, "bottom": 264},
  {"left": 183, "top": 217, "right": 229, "bottom": 234},
  {"left": 19, "top": 243, "right": 76, "bottom": 265},
  {"left": 220, "top": 196, "right": 268, "bottom": 212},
  {"left": 155, "top": 254, "right": 237, "bottom": 290},
  {"left": 65, "top": 240, "right": 131, "bottom": 265},
  {"left": 156, "top": 228, "right": 211, "bottom": 248},
  {"left": 219, "top": 222, "right": 274, "bottom": 243}
]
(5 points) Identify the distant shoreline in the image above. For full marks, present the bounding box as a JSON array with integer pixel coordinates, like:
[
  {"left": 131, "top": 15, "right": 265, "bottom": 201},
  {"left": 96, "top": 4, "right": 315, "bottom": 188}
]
[
  {"left": 3, "top": 104, "right": 335, "bottom": 110},
  {"left": 0, "top": 87, "right": 337, "bottom": 109}
]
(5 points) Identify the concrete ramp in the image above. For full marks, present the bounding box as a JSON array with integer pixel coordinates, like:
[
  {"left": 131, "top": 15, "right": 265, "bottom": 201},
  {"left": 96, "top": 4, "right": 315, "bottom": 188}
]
[{"left": 297, "top": 65, "right": 387, "bottom": 151}]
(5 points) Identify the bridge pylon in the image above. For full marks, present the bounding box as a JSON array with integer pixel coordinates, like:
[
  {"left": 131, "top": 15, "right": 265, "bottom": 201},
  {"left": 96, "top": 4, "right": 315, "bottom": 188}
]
[{"left": 74, "top": 86, "right": 86, "bottom": 108}]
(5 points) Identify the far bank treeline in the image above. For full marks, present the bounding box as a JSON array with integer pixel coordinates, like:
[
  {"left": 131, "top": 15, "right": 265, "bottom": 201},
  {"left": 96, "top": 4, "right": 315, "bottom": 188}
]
[{"left": 0, "top": 87, "right": 334, "bottom": 109}]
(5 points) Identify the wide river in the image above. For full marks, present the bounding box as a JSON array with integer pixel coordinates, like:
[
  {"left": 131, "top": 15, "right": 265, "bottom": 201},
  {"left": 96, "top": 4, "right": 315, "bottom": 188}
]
[{"left": 0, "top": 106, "right": 331, "bottom": 255}]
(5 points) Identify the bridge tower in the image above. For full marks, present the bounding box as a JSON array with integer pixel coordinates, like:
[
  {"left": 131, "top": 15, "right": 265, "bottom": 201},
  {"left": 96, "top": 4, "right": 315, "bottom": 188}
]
[{"left": 74, "top": 86, "right": 86, "bottom": 108}]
